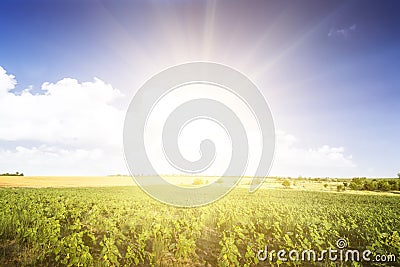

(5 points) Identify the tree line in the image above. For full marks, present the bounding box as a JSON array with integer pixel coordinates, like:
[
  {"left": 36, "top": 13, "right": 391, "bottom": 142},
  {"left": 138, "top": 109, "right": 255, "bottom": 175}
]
[
  {"left": 0, "top": 172, "right": 24, "bottom": 176},
  {"left": 349, "top": 177, "right": 400, "bottom": 191}
]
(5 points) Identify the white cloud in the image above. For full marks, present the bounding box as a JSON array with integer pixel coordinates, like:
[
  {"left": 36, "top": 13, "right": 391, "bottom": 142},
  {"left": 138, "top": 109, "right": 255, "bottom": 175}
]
[
  {"left": 0, "top": 66, "right": 126, "bottom": 175},
  {"left": 0, "top": 74, "right": 124, "bottom": 148},
  {"left": 270, "top": 130, "right": 356, "bottom": 177},
  {"left": 0, "top": 66, "right": 356, "bottom": 177},
  {"left": 0, "top": 66, "right": 17, "bottom": 95},
  {"left": 328, "top": 24, "right": 357, "bottom": 38}
]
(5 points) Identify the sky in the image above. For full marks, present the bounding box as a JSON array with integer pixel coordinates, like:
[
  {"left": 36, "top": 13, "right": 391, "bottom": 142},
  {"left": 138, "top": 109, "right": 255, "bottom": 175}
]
[{"left": 0, "top": 0, "right": 399, "bottom": 177}]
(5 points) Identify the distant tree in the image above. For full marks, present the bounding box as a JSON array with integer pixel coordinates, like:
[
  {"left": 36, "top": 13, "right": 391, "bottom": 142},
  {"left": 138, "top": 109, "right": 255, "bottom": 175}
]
[
  {"left": 343, "top": 182, "right": 348, "bottom": 187},
  {"left": 395, "top": 180, "right": 400, "bottom": 191},
  {"left": 349, "top": 178, "right": 365, "bottom": 190},
  {"left": 388, "top": 180, "right": 400, "bottom": 190},
  {"left": 397, "top": 172, "right": 400, "bottom": 179},
  {"left": 0, "top": 172, "right": 24, "bottom": 176},
  {"left": 324, "top": 184, "right": 328, "bottom": 189},
  {"left": 337, "top": 185, "right": 345, "bottom": 192},
  {"left": 192, "top": 178, "right": 204, "bottom": 186},
  {"left": 282, "top": 180, "right": 291, "bottom": 189},
  {"left": 377, "top": 180, "right": 391, "bottom": 191},
  {"left": 363, "top": 180, "right": 377, "bottom": 191}
]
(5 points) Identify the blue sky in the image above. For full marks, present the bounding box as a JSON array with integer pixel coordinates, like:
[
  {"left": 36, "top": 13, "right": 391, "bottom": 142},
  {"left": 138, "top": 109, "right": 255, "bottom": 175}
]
[{"left": 0, "top": 0, "right": 399, "bottom": 177}]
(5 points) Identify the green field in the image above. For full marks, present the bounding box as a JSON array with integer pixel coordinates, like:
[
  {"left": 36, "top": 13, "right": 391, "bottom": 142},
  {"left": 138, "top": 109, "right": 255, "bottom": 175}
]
[{"left": 1, "top": 186, "right": 399, "bottom": 266}]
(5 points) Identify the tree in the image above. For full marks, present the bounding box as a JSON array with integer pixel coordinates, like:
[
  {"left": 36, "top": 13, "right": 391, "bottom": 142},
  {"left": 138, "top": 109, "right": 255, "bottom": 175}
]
[
  {"left": 363, "top": 180, "right": 377, "bottom": 191},
  {"left": 192, "top": 178, "right": 204, "bottom": 186},
  {"left": 337, "top": 185, "right": 345, "bottom": 192},
  {"left": 377, "top": 180, "right": 391, "bottom": 191},
  {"left": 349, "top": 177, "right": 365, "bottom": 190},
  {"left": 282, "top": 180, "right": 291, "bottom": 189},
  {"left": 397, "top": 172, "right": 400, "bottom": 179},
  {"left": 388, "top": 180, "right": 400, "bottom": 190},
  {"left": 0, "top": 172, "right": 24, "bottom": 176}
]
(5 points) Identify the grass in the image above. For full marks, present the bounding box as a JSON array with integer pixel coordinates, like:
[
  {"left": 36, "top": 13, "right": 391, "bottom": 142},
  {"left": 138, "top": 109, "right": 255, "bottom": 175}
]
[{"left": 0, "top": 186, "right": 399, "bottom": 266}]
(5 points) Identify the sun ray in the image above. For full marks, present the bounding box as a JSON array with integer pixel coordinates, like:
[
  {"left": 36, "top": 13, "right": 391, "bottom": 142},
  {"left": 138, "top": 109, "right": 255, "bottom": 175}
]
[
  {"left": 202, "top": 0, "right": 217, "bottom": 60},
  {"left": 251, "top": 2, "right": 349, "bottom": 81}
]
